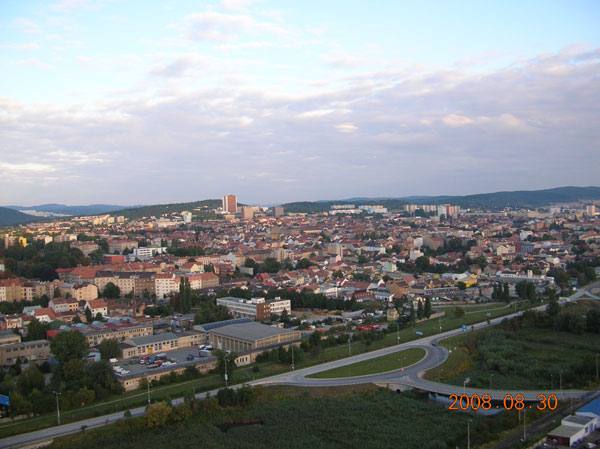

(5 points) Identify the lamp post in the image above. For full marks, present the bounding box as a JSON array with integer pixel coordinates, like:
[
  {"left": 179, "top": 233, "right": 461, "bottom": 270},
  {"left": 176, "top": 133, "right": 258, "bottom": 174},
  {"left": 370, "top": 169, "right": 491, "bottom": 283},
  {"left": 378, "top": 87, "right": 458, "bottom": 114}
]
[
  {"left": 291, "top": 345, "right": 295, "bottom": 371},
  {"left": 147, "top": 381, "right": 150, "bottom": 405},
  {"left": 348, "top": 334, "right": 352, "bottom": 356},
  {"left": 224, "top": 351, "right": 230, "bottom": 387},
  {"left": 463, "top": 377, "right": 470, "bottom": 395},
  {"left": 559, "top": 371, "right": 563, "bottom": 398},
  {"left": 52, "top": 391, "right": 61, "bottom": 425},
  {"left": 467, "top": 420, "right": 471, "bottom": 449},
  {"left": 523, "top": 407, "right": 527, "bottom": 441}
]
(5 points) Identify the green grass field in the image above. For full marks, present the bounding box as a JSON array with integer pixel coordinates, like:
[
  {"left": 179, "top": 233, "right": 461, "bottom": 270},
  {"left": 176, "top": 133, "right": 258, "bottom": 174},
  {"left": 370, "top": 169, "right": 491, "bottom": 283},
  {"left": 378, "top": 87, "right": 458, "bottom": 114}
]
[
  {"left": 425, "top": 327, "right": 600, "bottom": 389},
  {"left": 308, "top": 348, "right": 425, "bottom": 378},
  {"left": 48, "top": 386, "right": 521, "bottom": 449}
]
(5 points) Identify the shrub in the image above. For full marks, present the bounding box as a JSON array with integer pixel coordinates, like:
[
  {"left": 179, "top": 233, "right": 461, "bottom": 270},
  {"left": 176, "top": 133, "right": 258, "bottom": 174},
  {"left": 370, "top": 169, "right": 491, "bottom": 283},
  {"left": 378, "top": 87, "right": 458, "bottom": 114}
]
[{"left": 145, "top": 402, "right": 172, "bottom": 428}]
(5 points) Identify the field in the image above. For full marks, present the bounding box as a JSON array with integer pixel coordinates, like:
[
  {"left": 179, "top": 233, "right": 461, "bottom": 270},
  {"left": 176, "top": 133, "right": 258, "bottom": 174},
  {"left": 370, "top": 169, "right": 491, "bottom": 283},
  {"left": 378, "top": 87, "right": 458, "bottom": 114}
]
[
  {"left": 308, "top": 348, "right": 425, "bottom": 378},
  {"left": 425, "top": 328, "right": 600, "bottom": 389},
  {"left": 48, "top": 386, "right": 520, "bottom": 449}
]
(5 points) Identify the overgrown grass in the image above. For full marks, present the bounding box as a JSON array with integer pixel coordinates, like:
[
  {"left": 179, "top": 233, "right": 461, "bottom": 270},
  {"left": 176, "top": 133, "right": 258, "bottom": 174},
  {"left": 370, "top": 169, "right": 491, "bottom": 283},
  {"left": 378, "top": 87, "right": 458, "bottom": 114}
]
[
  {"left": 48, "top": 386, "right": 521, "bottom": 449},
  {"left": 308, "top": 348, "right": 425, "bottom": 378},
  {"left": 425, "top": 328, "right": 600, "bottom": 389}
]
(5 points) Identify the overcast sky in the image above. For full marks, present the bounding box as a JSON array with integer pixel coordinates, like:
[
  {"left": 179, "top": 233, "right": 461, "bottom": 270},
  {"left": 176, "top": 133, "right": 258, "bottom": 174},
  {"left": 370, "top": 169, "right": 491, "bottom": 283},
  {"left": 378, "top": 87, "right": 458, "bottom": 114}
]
[{"left": 1, "top": 0, "right": 599, "bottom": 206}]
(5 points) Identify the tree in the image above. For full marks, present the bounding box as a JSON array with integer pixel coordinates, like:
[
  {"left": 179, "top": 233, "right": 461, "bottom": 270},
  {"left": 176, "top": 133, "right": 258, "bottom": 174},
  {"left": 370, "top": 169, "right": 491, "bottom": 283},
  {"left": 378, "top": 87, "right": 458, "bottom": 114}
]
[
  {"left": 453, "top": 306, "right": 465, "bottom": 318},
  {"left": 244, "top": 258, "right": 259, "bottom": 270},
  {"left": 213, "top": 350, "right": 237, "bottom": 379},
  {"left": 178, "top": 277, "right": 192, "bottom": 314},
  {"left": 417, "top": 301, "right": 424, "bottom": 319},
  {"left": 261, "top": 257, "right": 281, "bottom": 273},
  {"left": 17, "top": 365, "right": 45, "bottom": 395},
  {"left": 97, "top": 338, "right": 122, "bottom": 360},
  {"left": 296, "top": 258, "right": 313, "bottom": 269},
  {"left": 102, "top": 282, "right": 120, "bottom": 299},
  {"left": 547, "top": 298, "right": 560, "bottom": 317},
  {"left": 146, "top": 402, "right": 172, "bottom": 428},
  {"left": 424, "top": 298, "right": 432, "bottom": 319},
  {"left": 457, "top": 281, "right": 467, "bottom": 290},
  {"left": 409, "top": 303, "right": 416, "bottom": 324},
  {"left": 26, "top": 318, "right": 50, "bottom": 341},
  {"left": 84, "top": 308, "right": 93, "bottom": 323},
  {"left": 50, "top": 330, "right": 89, "bottom": 364}
]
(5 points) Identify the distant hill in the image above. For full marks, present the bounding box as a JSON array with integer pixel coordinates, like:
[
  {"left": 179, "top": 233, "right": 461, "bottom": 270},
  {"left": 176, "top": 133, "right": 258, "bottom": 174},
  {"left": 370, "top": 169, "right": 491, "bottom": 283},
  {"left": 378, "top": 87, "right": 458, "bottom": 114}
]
[
  {"left": 282, "top": 186, "right": 600, "bottom": 213},
  {"left": 112, "top": 199, "right": 222, "bottom": 219},
  {"left": 6, "top": 203, "right": 126, "bottom": 217},
  {"left": 0, "top": 207, "right": 38, "bottom": 226},
  {"left": 405, "top": 186, "right": 600, "bottom": 209}
]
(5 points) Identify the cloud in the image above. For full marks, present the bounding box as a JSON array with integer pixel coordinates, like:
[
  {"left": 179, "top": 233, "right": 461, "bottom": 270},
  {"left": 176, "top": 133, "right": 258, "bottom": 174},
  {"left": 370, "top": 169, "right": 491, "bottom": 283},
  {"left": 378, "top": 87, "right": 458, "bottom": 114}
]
[
  {"left": 150, "top": 54, "right": 209, "bottom": 78},
  {"left": 12, "top": 18, "right": 41, "bottom": 34},
  {"left": 183, "top": 11, "right": 289, "bottom": 42},
  {"left": 442, "top": 114, "right": 474, "bottom": 127},
  {"left": 0, "top": 43, "right": 39, "bottom": 51},
  {"left": 1, "top": 46, "right": 599, "bottom": 203},
  {"left": 335, "top": 123, "right": 358, "bottom": 133},
  {"left": 0, "top": 162, "right": 55, "bottom": 173},
  {"left": 16, "top": 58, "right": 52, "bottom": 70}
]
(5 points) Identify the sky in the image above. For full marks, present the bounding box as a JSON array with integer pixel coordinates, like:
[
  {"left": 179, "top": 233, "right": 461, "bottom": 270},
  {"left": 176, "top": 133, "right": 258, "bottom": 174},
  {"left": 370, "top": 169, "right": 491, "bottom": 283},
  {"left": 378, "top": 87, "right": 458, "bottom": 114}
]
[{"left": 1, "top": 0, "right": 600, "bottom": 206}]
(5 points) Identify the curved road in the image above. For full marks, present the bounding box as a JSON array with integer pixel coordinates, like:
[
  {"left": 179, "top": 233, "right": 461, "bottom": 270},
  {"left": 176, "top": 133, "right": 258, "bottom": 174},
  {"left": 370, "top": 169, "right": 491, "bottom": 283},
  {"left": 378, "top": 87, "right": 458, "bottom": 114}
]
[{"left": 0, "top": 282, "right": 597, "bottom": 448}]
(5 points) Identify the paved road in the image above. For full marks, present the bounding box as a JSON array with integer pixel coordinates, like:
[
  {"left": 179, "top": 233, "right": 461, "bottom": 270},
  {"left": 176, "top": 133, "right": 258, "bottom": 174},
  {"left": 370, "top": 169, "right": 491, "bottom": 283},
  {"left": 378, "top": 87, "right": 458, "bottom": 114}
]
[{"left": 1, "top": 281, "right": 598, "bottom": 449}]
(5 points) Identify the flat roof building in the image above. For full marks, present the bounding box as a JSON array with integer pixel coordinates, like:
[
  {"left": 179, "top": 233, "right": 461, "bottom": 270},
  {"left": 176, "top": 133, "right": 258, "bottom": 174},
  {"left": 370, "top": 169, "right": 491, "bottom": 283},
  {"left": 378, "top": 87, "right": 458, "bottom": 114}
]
[{"left": 208, "top": 321, "right": 300, "bottom": 353}]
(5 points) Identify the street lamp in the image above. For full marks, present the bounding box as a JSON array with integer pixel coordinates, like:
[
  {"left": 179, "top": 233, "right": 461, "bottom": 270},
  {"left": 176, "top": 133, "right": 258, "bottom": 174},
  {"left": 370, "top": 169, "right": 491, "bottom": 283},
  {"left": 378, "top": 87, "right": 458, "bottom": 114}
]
[
  {"left": 147, "top": 380, "right": 151, "bottom": 405},
  {"left": 467, "top": 420, "right": 471, "bottom": 449},
  {"left": 463, "top": 377, "right": 470, "bottom": 395},
  {"left": 224, "top": 351, "right": 230, "bottom": 387},
  {"left": 291, "top": 345, "right": 295, "bottom": 371},
  {"left": 522, "top": 407, "right": 527, "bottom": 442},
  {"left": 52, "top": 391, "right": 61, "bottom": 425}
]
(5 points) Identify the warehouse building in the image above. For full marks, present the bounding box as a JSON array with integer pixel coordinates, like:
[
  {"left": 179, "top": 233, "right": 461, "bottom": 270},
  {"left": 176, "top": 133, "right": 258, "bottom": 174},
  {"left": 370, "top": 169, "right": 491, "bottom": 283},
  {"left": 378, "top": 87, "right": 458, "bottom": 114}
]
[{"left": 208, "top": 321, "right": 301, "bottom": 355}]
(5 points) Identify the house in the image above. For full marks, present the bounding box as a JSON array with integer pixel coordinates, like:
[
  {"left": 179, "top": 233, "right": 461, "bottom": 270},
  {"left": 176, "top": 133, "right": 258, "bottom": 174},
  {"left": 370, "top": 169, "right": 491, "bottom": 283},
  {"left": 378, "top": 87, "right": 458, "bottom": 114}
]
[
  {"left": 547, "top": 414, "right": 596, "bottom": 447},
  {"left": 84, "top": 299, "right": 108, "bottom": 318},
  {"left": 49, "top": 298, "right": 79, "bottom": 314},
  {"left": 33, "top": 308, "right": 57, "bottom": 323}
]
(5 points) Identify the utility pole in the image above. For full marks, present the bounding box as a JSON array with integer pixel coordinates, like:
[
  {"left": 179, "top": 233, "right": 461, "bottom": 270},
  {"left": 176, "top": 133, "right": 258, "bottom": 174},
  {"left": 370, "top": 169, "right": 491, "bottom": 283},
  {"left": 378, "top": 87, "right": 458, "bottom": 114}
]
[
  {"left": 523, "top": 407, "right": 527, "bottom": 441},
  {"left": 52, "top": 391, "right": 61, "bottom": 425},
  {"left": 291, "top": 345, "right": 295, "bottom": 371},
  {"left": 224, "top": 352, "right": 229, "bottom": 387},
  {"left": 559, "top": 371, "right": 563, "bottom": 398},
  {"left": 467, "top": 420, "right": 471, "bottom": 449}
]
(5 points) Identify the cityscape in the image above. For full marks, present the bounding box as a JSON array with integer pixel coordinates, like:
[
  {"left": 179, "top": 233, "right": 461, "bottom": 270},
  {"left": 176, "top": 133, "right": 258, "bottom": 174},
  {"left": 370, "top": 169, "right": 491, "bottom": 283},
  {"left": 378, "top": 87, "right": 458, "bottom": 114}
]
[{"left": 1, "top": 1, "right": 600, "bottom": 449}]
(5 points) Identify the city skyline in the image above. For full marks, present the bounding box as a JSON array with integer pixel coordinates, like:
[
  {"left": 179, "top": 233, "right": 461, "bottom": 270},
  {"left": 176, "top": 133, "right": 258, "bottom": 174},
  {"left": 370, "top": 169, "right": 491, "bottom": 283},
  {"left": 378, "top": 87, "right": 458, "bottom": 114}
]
[{"left": 1, "top": 0, "right": 600, "bottom": 205}]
